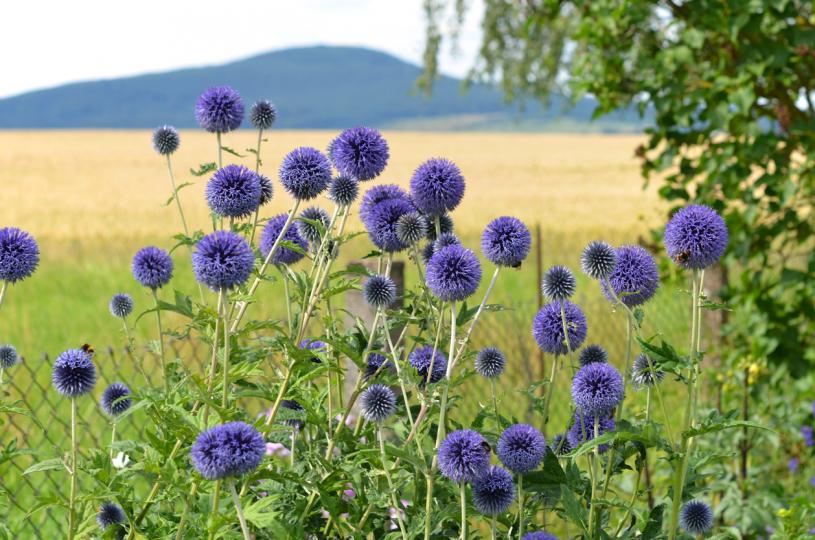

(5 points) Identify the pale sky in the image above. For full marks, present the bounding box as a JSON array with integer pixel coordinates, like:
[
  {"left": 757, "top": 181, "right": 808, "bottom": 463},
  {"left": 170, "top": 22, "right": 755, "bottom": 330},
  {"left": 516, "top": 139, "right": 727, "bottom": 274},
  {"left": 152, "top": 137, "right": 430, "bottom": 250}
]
[{"left": 0, "top": 0, "right": 483, "bottom": 99}]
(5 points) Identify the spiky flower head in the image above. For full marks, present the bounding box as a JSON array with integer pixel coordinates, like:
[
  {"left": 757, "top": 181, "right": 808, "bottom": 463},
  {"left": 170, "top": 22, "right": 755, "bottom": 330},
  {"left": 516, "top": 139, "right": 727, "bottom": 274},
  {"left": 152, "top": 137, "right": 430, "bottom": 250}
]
[
  {"left": 329, "top": 126, "right": 389, "bottom": 181},
  {"left": 279, "top": 399, "right": 306, "bottom": 430},
  {"left": 631, "top": 354, "right": 664, "bottom": 387},
  {"left": 258, "top": 174, "right": 274, "bottom": 206},
  {"left": 360, "top": 384, "right": 397, "bottom": 422},
  {"left": 421, "top": 242, "right": 436, "bottom": 264},
  {"left": 679, "top": 500, "right": 714, "bottom": 534},
  {"left": 395, "top": 212, "right": 427, "bottom": 247},
  {"left": 108, "top": 293, "right": 134, "bottom": 319},
  {"left": 410, "top": 157, "right": 465, "bottom": 216},
  {"left": 481, "top": 216, "right": 532, "bottom": 268},
  {"left": 365, "top": 197, "right": 416, "bottom": 253},
  {"left": 409, "top": 345, "right": 447, "bottom": 386},
  {"left": 567, "top": 412, "right": 615, "bottom": 453},
  {"left": 363, "top": 274, "right": 397, "bottom": 309},
  {"left": 532, "top": 301, "right": 587, "bottom": 355},
  {"left": 206, "top": 164, "right": 262, "bottom": 218},
  {"left": 475, "top": 347, "right": 506, "bottom": 378},
  {"left": 433, "top": 232, "right": 461, "bottom": 251},
  {"left": 97, "top": 502, "right": 126, "bottom": 530},
  {"left": 550, "top": 434, "right": 572, "bottom": 456},
  {"left": 665, "top": 204, "right": 728, "bottom": 269},
  {"left": 0, "top": 227, "right": 39, "bottom": 283},
  {"left": 581, "top": 241, "right": 616, "bottom": 279},
  {"left": 578, "top": 344, "right": 607, "bottom": 366},
  {"left": 0, "top": 344, "right": 18, "bottom": 369},
  {"left": 279, "top": 147, "right": 332, "bottom": 200},
  {"left": 542, "top": 265, "right": 576, "bottom": 300},
  {"left": 359, "top": 184, "right": 410, "bottom": 226},
  {"left": 52, "top": 348, "right": 96, "bottom": 397},
  {"left": 497, "top": 424, "right": 546, "bottom": 474},
  {"left": 572, "top": 362, "right": 624, "bottom": 417},
  {"left": 193, "top": 231, "right": 254, "bottom": 290},
  {"left": 438, "top": 429, "right": 491, "bottom": 483},
  {"left": 328, "top": 175, "right": 359, "bottom": 206},
  {"left": 260, "top": 213, "right": 309, "bottom": 265},
  {"left": 365, "top": 352, "right": 394, "bottom": 380},
  {"left": 471, "top": 466, "right": 515, "bottom": 516},
  {"left": 299, "top": 339, "right": 327, "bottom": 362},
  {"left": 297, "top": 206, "right": 330, "bottom": 244},
  {"left": 601, "top": 245, "right": 659, "bottom": 307},
  {"left": 151, "top": 125, "right": 180, "bottom": 155},
  {"left": 522, "top": 532, "right": 558, "bottom": 540},
  {"left": 101, "top": 382, "right": 132, "bottom": 416},
  {"left": 249, "top": 100, "right": 277, "bottom": 130},
  {"left": 191, "top": 422, "right": 265, "bottom": 480},
  {"left": 425, "top": 213, "right": 454, "bottom": 241},
  {"left": 195, "top": 86, "right": 244, "bottom": 132},
  {"left": 131, "top": 246, "right": 173, "bottom": 290},
  {"left": 426, "top": 245, "right": 482, "bottom": 302}
]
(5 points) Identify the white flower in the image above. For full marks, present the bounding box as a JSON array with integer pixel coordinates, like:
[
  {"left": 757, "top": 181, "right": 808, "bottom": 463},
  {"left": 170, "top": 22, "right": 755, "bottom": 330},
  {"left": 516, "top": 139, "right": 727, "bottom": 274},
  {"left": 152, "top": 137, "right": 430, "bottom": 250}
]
[{"left": 112, "top": 452, "right": 131, "bottom": 469}]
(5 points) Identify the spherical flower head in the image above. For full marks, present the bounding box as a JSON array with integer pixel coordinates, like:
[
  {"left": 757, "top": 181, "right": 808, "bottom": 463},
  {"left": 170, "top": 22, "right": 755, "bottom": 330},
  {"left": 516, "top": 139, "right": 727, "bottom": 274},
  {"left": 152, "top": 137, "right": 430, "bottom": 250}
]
[
  {"left": 542, "top": 265, "right": 576, "bottom": 300},
  {"left": 101, "top": 382, "right": 132, "bottom": 416},
  {"left": 52, "top": 348, "right": 96, "bottom": 397},
  {"left": 258, "top": 174, "right": 274, "bottom": 206},
  {"left": 97, "top": 502, "right": 126, "bottom": 529},
  {"left": 434, "top": 232, "right": 461, "bottom": 251},
  {"left": 280, "top": 399, "right": 306, "bottom": 430},
  {"left": 471, "top": 466, "right": 515, "bottom": 515},
  {"left": 191, "top": 421, "right": 266, "bottom": 480},
  {"left": 421, "top": 242, "right": 436, "bottom": 264},
  {"left": 601, "top": 245, "right": 659, "bottom": 307},
  {"left": 579, "top": 344, "right": 608, "bottom": 366},
  {"left": 497, "top": 423, "right": 546, "bottom": 474},
  {"left": 532, "top": 301, "right": 587, "bottom": 355},
  {"left": 363, "top": 274, "right": 397, "bottom": 309},
  {"left": 151, "top": 125, "right": 179, "bottom": 155},
  {"left": 631, "top": 354, "right": 664, "bottom": 387},
  {"left": 550, "top": 434, "right": 572, "bottom": 456},
  {"left": 481, "top": 216, "right": 531, "bottom": 268},
  {"left": 0, "top": 344, "right": 18, "bottom": 369},
  {"left": 260, "top": 213, "right": 309, "bottom": 265},
  {"left": 438, "top": 429, "right": 491, "bottom": 483},
  {"left": 206, "top": 164, "right": 262, "bottom": 218},
  {"left": 360, "top": 384, "right": 397, "bottom": 422},
  {"left": 195, "top": 86, "right": 244, "bottom": 132},
  {"left": 426, "top": 245, "right": 482, "bottom": 302},
  {"left": 567, "top": 413, "right": 615, "bottom": 453},
  {"left": 395, "top": 212, "right": 428, "bottom": 247},
  {"left": 680, "top": 500, "right": 714, "bottom": 534},
  {"left": 365, "top": 352, "right": 394, "bottom": 379},
  {"left": 665, "top": 204, "right": 728, "bottom": 269},
  {"left": 131, "top": 246, "right": 173, "bottom": 290},
  {"left": 475, "top": 347, "right": 506, "bottom": 378},
  {"left": 249, "top": 100, "right": 277, "bottom": 130},
  {"left": 581, "top": 241, "right": 616, "bottom": 279},
  {"left": 193, "top": 231, "right": 254, "bottom": 290},
  {"left": 425, "top": 213, "right": 454, "bottom": 241},
  {"left": 522, "top": 532, "right": 558, "bottom": 540},
  {"left": 410, "top": 157, "right": 465, "bottom": 216},
  {"left": 572, "top": 362, "right": 624, "bottom": 417},
  {"left": 409, "top": 345, "right": 447, "bottom": 386},
  {"left": 0, "top": 227, "right": 39, "bottom": 283},
  {"left": 328, "top": 175, "right": 359, "bottom": 206},
  {"left": 299, "top": 339, "right": 327, "bottom": 362},
  {"left": 298, "top": 206, "right": 330, "bottom": 244},
  {"left": 108, "top": 293, "right": 134, "bottom": 319},
  {"left": 279, "top": 147, "right": 332, "bottom": 200},
  {"left": 359, "top": 184, "right": 410, "bottom": 226},
  {"left": 365, "top": 197, "right": 415, "bottom": 253},
  {"left": 329, "top": 126, "right": 389, "bottom": 181}
]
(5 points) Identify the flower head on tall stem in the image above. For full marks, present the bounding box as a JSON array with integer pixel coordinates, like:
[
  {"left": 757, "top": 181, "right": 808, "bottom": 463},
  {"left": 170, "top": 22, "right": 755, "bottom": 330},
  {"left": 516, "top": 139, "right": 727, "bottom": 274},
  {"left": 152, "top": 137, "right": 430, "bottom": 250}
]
[
  {"left": 363, "top": 274, "right": 397, "bottom": 309},
  {"left": 329, "top": 126, "right": 390, "bottom": 181},
  {"left": 328, "top": 175, "right": 359, "bottom": 206},
  {"left": 260, "top": 213, "right": 309, "bottom": 265},
  {"left": 365, "top": 352, "right": 394, "bottom": 379},
  {"left": 480, "top": 216, "right": 531, "bottom": 268},
  {"left": 679, "top": 500, "right": 714, "bottom": 534},
  {"left": 297, "top": 206, "right": 331, "bottom": 245},
  {"left": 206, "top": 165, "right": 262, "bottom": 218},
  {"left": 365, "top": 197, "right": 416, "bottom": 253},
  {"left": 249, "top": 100, "right": 277, "bottom": 130},
  {"left": 409, "top": 345, "right": 447, "bottom": 386},
  {"left": 193, "top": 231, "right": 255, "bottom": 290},
  {"left": 52, "top": 348, "right": 96, "bottom": 397},
  {"left": 108, "top": 293, "right": 134, "bottom": 319},
  {"left": 96, "top": 502, "right": 126, "bottom": 530},
  {"left": 601, "top": 245, "right": 659, "bottom": 307},
  {"left": 0, "top": 344, "right": 19, "bottom": 369},
  {"left": 571, "top": 362, "right": 624, "bottom": 417},
  {"left": 360, "top": 384, "right": 397, "bottom": 422},
  {"left": 532, "top": 301, "right": 587, "bottom": 355},
  {"left": 578, "top": 344, "right": 608, "bottom": 366},
  {"left": 665, "top": 204, "right": 728, "bottom": 269},
  {"left": 131, "top": 246, "right": 173, "bottom": 290},
  {"left": 631, "top": 354, "right": 664, "bottom": 387},
  {"left": 410, "top": 157, "right": 465, "bottom": 216},
  {"left": 191, "top": 422, "right": 266, "bottom": 480},
  {"left": 359, "top": 184, "right": 410, "bottom": 226},
  {"left": 433, "top": 232, "right": 461, "bottom": 251},
  {"left": 566, "top": 413, "right": 615, "bottom": 453},
  {"left": 151, "top": 125, "right": 179, "bottom": 155},
  {"left": 497, "top": 424, "right": 546, "bottom": 474},
  {"left": 395, "top": 212, "right": 428, "bottom": 247},
  {"left": 258, "top": 174, "right": 274, "bottom": 206},
  {"left": 581, "top": 241, "right": 616, "bottom": 280},
  {"left": 426, "top": 245, "right": 482, "bottom": 302},
  {"left": 471, "top": 465, "right": 515, "bottom": 515},
  {"left": 542, "top": 265, "right": 576, "bottom": 300},
  {"left": 0, "top": 227, "right": 39, "bottom": 283},
  {"left": 101, "top": 382, "right": 132, "bottom": 416},
  {"left": 196, "top": 86, "right": 244, "bottom": 132},
  {"left": 438, "top": 429, "right": 491, "bottom": 483},
  {"left": 475, "top": 347, "right": 506, "bottom": 378},
  {"left": 279, "top": 147, "right": 332, "bottom": 200}
]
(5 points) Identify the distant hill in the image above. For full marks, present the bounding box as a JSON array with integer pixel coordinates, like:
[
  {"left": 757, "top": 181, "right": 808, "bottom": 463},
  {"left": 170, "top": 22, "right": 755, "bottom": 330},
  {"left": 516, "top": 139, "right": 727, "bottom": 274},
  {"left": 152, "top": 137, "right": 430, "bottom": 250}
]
[{"left": 0, "top": 46, "right": 647, "bottom": 131}]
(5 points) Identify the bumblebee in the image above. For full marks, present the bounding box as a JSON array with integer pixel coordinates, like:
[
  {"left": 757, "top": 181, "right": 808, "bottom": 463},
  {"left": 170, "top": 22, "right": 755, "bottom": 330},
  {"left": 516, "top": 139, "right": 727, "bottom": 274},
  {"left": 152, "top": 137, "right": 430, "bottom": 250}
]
[
  {"left": 672, "top": 250, "right": 690, "bottom": 265},
  {"left": 80, "top": 343, "right": 95, "bottom": 356}
]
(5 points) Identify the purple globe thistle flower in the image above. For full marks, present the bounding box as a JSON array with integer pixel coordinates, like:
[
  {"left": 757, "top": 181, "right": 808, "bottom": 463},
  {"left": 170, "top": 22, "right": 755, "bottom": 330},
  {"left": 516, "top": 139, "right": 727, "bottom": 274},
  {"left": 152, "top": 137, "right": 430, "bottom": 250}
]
[
  {"left": 581, "top": 241, "right": 616, "bottom": 280},
  {"left": 249, "top": 100, "right": 277, "bottom": 130},
  {"left": 497, "top": 424, "right": 546, "bottom": 474},
  {"left": 433, "top": 232, "right": 461, "bottom": 251},
  {"left": 151, "top": 125, "right": 179, "bottom": 155},
  {"left": 131, "top": 246, "right": 173, "bottom": 290},
  {"left": 193, "top": 231, "right": 255, "bottom": 290},
  {"left": 426, "top": 245, "right": 482, "bottom": 302},
  {"left": 631, "top": 354, "right": 664, "bottom": 387},
  {"left": 395, "top": 212, "right": 427, "bottom": 247},
  {"left": 298, "top": 206, "right": 330, "bottom": 244},
  {"left": 365, "top": 353, "right": 394, "bottom": 379},
  {"left": 363, "top": 274, "right": 397, "bottom": 309},
  {"left": 101, "top": 382, "right": 132, "bottom": 416},
  {"left": 409, "top": 345, "right": 447, "bottom": 386},
  {"left": 329, "top": 126, "right": 390, "bottom": 181},
  {"left": 191, "top": 421, "right": 265, "bottom": 480},
  {"left": 108, "top": 293, "right": 134, "bottom": 319},
  {"left": 788, "top": 457, "right": 800, "bottom": 473},
  {"left": 550, "top": 434, "right": 572, "bottom": 456},
  {"left": 542, "top": 265, "right": 576, "bottom": 300},
  {"left": 52, "top": 348, "right": 96, "bottom": 397},
  {"left": 471, "top": 466, "right": 515, "bottom": 515},
  {"left": 97, "top": 502, "right": 126, "bottom": 530},
  {"left": 410, "top": 157, "right": 465, "bottom": 216},
  {"left": 567, "top": 413, "right": 615, "bottom": 453},
  {"left": 475, "top": 347, "right": 505, "bottom": 378},
  {"left": 0, "top": 344, "right": 18, "bottom": 369},
  {"left": 801, "top": 425, "right": 814, "bottom": 447},
  {"left": 359, "top": 184, "right": 410, "bottom": 226},
  {"left": 532, "top": 301, "right": 587, "bottom": 355},
  {"left": 258, "top": 174, "right": 274, "bottom": 206},
  {"left": 328, "top": 175, "right": 359, "bottom": 206},
  {"left": 425, "top": 213, "right": 454, "bottom": 241},
  {"left": 481, "top": 216, "right": 532, "bottom": 268},
  {"left": 679, "top": 500, "right": 714, "bottom": 534},
  {"left": 0, "top": 227, "right": 40, "bottom": 283},
  {"left": 279, "top": 147, "right": 332, "bottom": 200},
  {"left": 572, "top": 362, "right": 624, "bottom": 416},
  {"left": 421, "top": 242, "right": 436, "bottom": 264},
  {"left": 522, "top": 532, "right": 558, "bottom": 540},
  {"left": 601, "top": 245, "right": 659, "bottom": 307},
  {"left": 299, "top": 339, "right": 327, "bottom": 363},
  {"left": 206, "top": 164, "right": 262, "bottom": 218},
  {"left": 665, "top": 204, "right": 728, "bottom": 269},
  {"left": 438, "top": 429, "right": 491, "bottom": 483},
  {"left": 260, "top": 213, "right": 308, "bottom": 265},
  {"left": 365, "top": 197, "right": 416, "bottom": 253},
  {"left": 360, "top": 384, "right": 397, "bottom": 422},
  {"left": 195, "top": 86, "right": 244, "bottom": 133},
  {"left": 578, "top": 344, "right": 607, "bottom": 366},
  {"left": 280, "top": 399, "right": 306, "bottom": 430}
]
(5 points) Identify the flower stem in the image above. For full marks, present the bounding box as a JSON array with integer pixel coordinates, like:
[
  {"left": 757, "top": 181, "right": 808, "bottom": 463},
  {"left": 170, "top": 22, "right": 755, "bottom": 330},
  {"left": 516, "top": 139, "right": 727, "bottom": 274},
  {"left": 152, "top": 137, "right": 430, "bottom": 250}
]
[
  {"left": 380, "top": 428, "right": 408, "bottom": 540},
  {"left": 0, "top": 280, "right": 7, "bottom": 311},
  {"left": 540, "top": 355, "right": 559, "bottom": 430},
  {"left": 451, "top": 266, "right": 500, "bottom": 369},
  {"left": 491, "top": 515, "right": 497, "bottom": 540},
  {"left": 68, "top": 398, "right": 77, "bottom": 540},
  {"left": 209, "top": 480, "right": 222, "bottom": 540},
  {"left": 517, "top": 474, "right": 525, "bottom": 539},
  {"left": 166, "top": 155, "right": 204, "bottom": 303},
  {"left": 588, "top": 417, "right": 600, "bottom": 537},
  {"left": 221, "top": 288, "right": 230, "bottom": 409},
  {"left": 203, "top": 289, "right": 223, "bottom": 424},
  {"left": 460, "top": 482, "right": 467, "bottom": 540},
  {"left": 491, "top": 378, "right": 499, "bottom": 427},
  {"left": 248, "top": 127, "right": 264, "bottom": 247},
  {"left": 151, "top": 289, "right": 168, "bottom": 393},
  {"left": 216, "top": 131, "right": 222, "bottom": 168},
  {"left": 110, "top": 422, "right": 117, "bottom": 459},
  {"left": 229, "top": 481, "right": 252, "bottom": 540}
]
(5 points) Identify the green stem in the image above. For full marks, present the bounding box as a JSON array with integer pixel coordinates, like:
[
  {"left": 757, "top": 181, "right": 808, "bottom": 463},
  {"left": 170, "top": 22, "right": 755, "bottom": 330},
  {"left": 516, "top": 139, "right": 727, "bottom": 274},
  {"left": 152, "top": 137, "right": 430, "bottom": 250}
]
[
  {"left": 203, "top": 289, "right": 223, "bottom": 424},
  {"left": 380, "top": 429, "right": 408, "bottom": 540},
  {"left": 491, "top": 515, "right": 497, "bottom": 540},
  {"left": 166, "top": 155, "right": 204, "bottom": 302},
  {"left": 248, "top": 127, "right": 264, "bottom": 247},
  {"left": 491, "top": 378, "right": 499, "bottom": 427},
  {"left": 216, "top": 131, "right": 222, "bottom": 168},
  {"left": 110, "top": 422, "right": 117, "bottom": 459},
  {"left": 589, "top": 417, "right": 600, "bottom": 537},
  {"left": 229, "top": 481, "right": 252, "bottom": 540},
  {"left": 540, "top": 355, "right": 559, "bottom": 430},
  {"left": 460, "top": 482, "right": 467, "bottom": 540},
  {"left": 175, "top": 481, "right": 198, "bottom": 540},
  {"left": 68, "top": 399, "right": 77, "bottom": 540},
  {"left": 517, "top": 474, "right": 525, "bottom": 539},
  {"left": 221, "top": 288, "right": 230, "bottom": 409},
  {"left": 209, "top": 480, "right": 221, "bottom": 540},
  {"left": 151, "top": 289, "right": 167, "bottom": 393},
  {"left": 281, "top": 265, "right": 293, "bottom": 333},
  {"left": 0, "top": 280, "right": 8, "bottom": 311},
  {"left": 451, "top": 266, "right": 500, "bottom": 369},
  {"left": 290, "top": 429, "right": 297, "bottom": 468}
]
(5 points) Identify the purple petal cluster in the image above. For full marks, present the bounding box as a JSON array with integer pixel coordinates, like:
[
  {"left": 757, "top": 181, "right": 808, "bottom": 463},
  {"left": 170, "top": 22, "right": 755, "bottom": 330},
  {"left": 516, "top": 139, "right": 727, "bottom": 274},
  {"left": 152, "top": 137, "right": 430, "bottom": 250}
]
[
  {"left": 471, "top": 466, "right": 515, "bottom": 515},
  {"left": 249, "top": 100, "right": 277, "bottom": 130},
  {"left": 434, "top": 232, "right": 460, "bottom": 251},
  {"left": 300, "top": 339, "right": 327, "bottom": 362},
  {"left": 260, "top": 213, "right": 309, "bottom": 265},
  {"left": 409, "top": 345, "right": 447, "bottom": 386},
  {"left": 631, "top": 354, "right": 664, "bottom": 387},
  {"left": 359, "top": 384, "right": 397, "bottom": 422},
  {"left": 0, "top": 344, "right": 18, "bottom": 369},
  {"left": 195, "top": 86, "right": 244, "bottom": 132},
  {"left": 258, "top": 175, "right": 274, "bottom": 206},
  {"left": 0, "top": 227, "right": 39, "bottom": 283},
  {"left": 426, "top": 245, "right": 482, "bottom": 302},
  {"left": 359, "top": 184, "right": 410, "bottom": 226},
  {"left": 578, "top": 344, "right": 607, "bottom": 366},
  {"left": 567, "top": 413, "right": 615, "bottom": 453},
  {"left": 522, "top": 532, "right": 558, "bottom": 540},
  {"left": 571, "top": 362, "right": 624, "bottom": 416},
  {"left": 52, "top": 348, "right": 96, "bottom": 397},
  {"left": 330, "top": 126, "right": 389, "bottom": 181},
  {"left": 101, "top": 382, "right": 132, "bottom": 416},
  {"left": 131, "top": 246, "right": 173, "bottom": 290},
  {"left": 365, "top": 352, "right": 394, "bottom": 379},
  {"left": 328, "top": 175, "right": 359, "bottom": 206},
  {"left": 481, "top": 216, "right": 532, "bottom": 268},
  {"left": 581, "top": 241, "right": 616, "bottom": 279},
  {"left": 279, "top": 147, "right": 332, "bottom": 200},
  {"left": 679, "top": 500, "right": 714, "bottom": 534},
  {"left": 206, "top": 165, "right": 262, "bottom": 218},
  {"left": 108, "top": 293, "right": 134, "bottom": 319},
  {"left": 365, "top": 197, "right": 416, "bottom": 253},
  {"left": 550, "top": 434, "right": 572, "bottom": 456},
  {"left": 363, "top": 274, "right": 397, "bottom": 309},
  {"left": 152, "top": 125, "right": 180, "bottom": 155},
  {"left": 475, "top": 347, "right": 506, "bottom": 378},
  {"left": 601, "top": 245, "right": 659, "bottom": 307},
  {"left": 298, "top": 206, "right": 331, "bottom": 244},
  {"left": 542, "top": 265, "right": 576, "bottom": 300},
  {"left": 193, "top": 231, "right": 255, "bottom": 290},
  {"left": 97, "top": 502, "right": 126, "bottom": 529},
  {"left": 191, "top": 422, "right": 265, "bottom": 480},
  {"left": 532, "top": 301, "right": 587, "bottom": 355},
  {"left": 664, "top": 204, "right": 728, "bottom": 269},
  {"left": 410, "top": 158, "right": 465, "bottom": 216},
  {"left": 425, "top": 214, "right": 454, "bottom": 241},
  {"left": 497, "top": 424, "right": 546, "bottom": 473},
  {"left": 395, "top": 212, "right": 427, "bottom": 247},
  {"left": 438, "top": 429, "right": 491, "bottom": 483}
]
